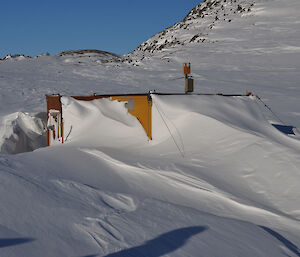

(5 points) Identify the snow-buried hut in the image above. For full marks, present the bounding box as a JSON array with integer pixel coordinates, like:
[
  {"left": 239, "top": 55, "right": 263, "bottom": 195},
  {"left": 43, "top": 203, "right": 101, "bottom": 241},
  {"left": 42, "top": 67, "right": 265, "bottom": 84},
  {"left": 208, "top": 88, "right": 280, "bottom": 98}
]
[{"left": 46, "top": 92, "right": 296, "bottom": 147}]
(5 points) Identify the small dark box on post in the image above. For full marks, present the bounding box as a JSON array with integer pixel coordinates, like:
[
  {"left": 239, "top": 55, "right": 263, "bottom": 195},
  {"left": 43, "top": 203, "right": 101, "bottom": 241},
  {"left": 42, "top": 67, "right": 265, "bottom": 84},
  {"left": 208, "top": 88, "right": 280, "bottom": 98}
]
[{"left": 185, "top": 78, "right": 194, "bottom": 94}]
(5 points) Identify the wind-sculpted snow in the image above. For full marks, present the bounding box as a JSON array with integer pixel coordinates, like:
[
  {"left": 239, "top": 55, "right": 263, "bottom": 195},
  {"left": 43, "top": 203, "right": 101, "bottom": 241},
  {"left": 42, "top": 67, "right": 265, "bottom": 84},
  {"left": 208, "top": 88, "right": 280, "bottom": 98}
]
[
  {"left": 1, "top": 94, "right": 300, "bottom": 256},
  {"left": 0, "top": 112, "right": 46, "bottom": 154},
  {"left": 61, "top": 97, "right": 148, "bottom": 148},
  {"left": 0, "top": 0, "right": 300, "bottom": 255}
]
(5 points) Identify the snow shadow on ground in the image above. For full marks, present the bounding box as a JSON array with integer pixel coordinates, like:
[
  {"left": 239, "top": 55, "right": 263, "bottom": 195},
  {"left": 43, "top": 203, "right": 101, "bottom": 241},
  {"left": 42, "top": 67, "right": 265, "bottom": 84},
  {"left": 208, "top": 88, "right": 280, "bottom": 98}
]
[
  {"left": 103, "top": 226, "right": 208, "bottom": 257},
  {"left": 259, "top": 226, "right": 300, "bottom": 257},
  {"left": 0, "top": 238, "right": 35, "bottom": 248},
  {"left": 79, "top": 255, "right": 99, "bottom": 257},
  {"left": 272, "top": 124, "right": 295, "bottom": 135}
]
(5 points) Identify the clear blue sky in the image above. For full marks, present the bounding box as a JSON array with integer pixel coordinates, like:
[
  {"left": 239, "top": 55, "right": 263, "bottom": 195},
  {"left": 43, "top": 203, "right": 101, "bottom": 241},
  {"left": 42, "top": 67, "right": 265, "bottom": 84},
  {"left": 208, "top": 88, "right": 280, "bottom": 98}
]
[{"left": 0, "top": 0, "right": 202, "bottom": 57}]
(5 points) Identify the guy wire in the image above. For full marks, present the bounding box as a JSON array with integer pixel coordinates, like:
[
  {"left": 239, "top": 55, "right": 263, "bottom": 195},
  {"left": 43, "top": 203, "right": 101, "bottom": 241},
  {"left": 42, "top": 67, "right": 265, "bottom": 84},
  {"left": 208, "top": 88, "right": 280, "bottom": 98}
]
[{"left": 153, "top": 100, "right": 185, "bottom": 158}]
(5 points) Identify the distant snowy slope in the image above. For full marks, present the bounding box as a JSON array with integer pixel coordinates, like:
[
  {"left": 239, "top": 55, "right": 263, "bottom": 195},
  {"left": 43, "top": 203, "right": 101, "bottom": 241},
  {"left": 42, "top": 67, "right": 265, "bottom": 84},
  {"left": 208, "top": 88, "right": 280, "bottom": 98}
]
[
  {"left": 129, "top": 0, "right": 300, "bottom": 58},
  {"left": 57, "top": 49, "right": 121, "bottom": 65},
  {"left": 0, "top": 54, "right": 31, "bottom": 61},
  {"left": 129, "top": 0, "right": 255, "bottom": 57}
]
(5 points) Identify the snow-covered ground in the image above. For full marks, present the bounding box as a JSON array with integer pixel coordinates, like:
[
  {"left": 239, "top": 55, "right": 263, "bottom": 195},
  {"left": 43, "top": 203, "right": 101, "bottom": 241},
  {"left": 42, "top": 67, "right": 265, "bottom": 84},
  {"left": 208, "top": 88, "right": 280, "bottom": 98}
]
[{"left": 0, "top": 0, "right": 300, "bottom": 256}]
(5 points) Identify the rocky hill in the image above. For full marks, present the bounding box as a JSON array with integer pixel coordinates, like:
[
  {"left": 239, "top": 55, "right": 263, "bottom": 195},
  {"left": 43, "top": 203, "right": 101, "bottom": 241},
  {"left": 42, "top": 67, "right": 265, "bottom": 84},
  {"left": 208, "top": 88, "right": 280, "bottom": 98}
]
[
  {"left": 0, "top": 53, "right": 32, "bottom": 61},
  {"left": 127, "top": 0, "right": 255, "bottom": 60}
]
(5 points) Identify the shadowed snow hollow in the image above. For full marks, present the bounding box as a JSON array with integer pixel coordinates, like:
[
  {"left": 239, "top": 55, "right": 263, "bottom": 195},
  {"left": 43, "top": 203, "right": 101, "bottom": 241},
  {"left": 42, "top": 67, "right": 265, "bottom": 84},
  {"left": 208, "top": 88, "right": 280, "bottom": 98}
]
[{"left": 0, "top": 112, "right": 46, "bottom": 154}]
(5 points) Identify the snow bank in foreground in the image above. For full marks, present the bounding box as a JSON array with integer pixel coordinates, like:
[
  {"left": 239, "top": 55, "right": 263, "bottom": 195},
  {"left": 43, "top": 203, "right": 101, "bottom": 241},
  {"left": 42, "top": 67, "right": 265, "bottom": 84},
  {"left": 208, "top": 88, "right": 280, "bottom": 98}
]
[
  {"left": 0, "top": 112, "right": 46, "bottom": 154},
  {"left": 1, "top": 94, "right": 299, "bottom": 256}
]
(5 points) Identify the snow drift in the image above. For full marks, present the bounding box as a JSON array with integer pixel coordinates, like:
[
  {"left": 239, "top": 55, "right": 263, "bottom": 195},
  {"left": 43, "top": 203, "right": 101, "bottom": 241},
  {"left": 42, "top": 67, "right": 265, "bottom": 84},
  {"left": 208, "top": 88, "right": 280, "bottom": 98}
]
[
  {"left": 59, "top": 94, "right": 299, "bottom": 152},
  {"left": 0, "top": 94, "right": 300, "bottom": 256},
  {"left": 0, "top": 112, "right": 46, "bottom": 154},
  {"left": 61, "top": 96, "right": 148, "bottom": 148}
]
